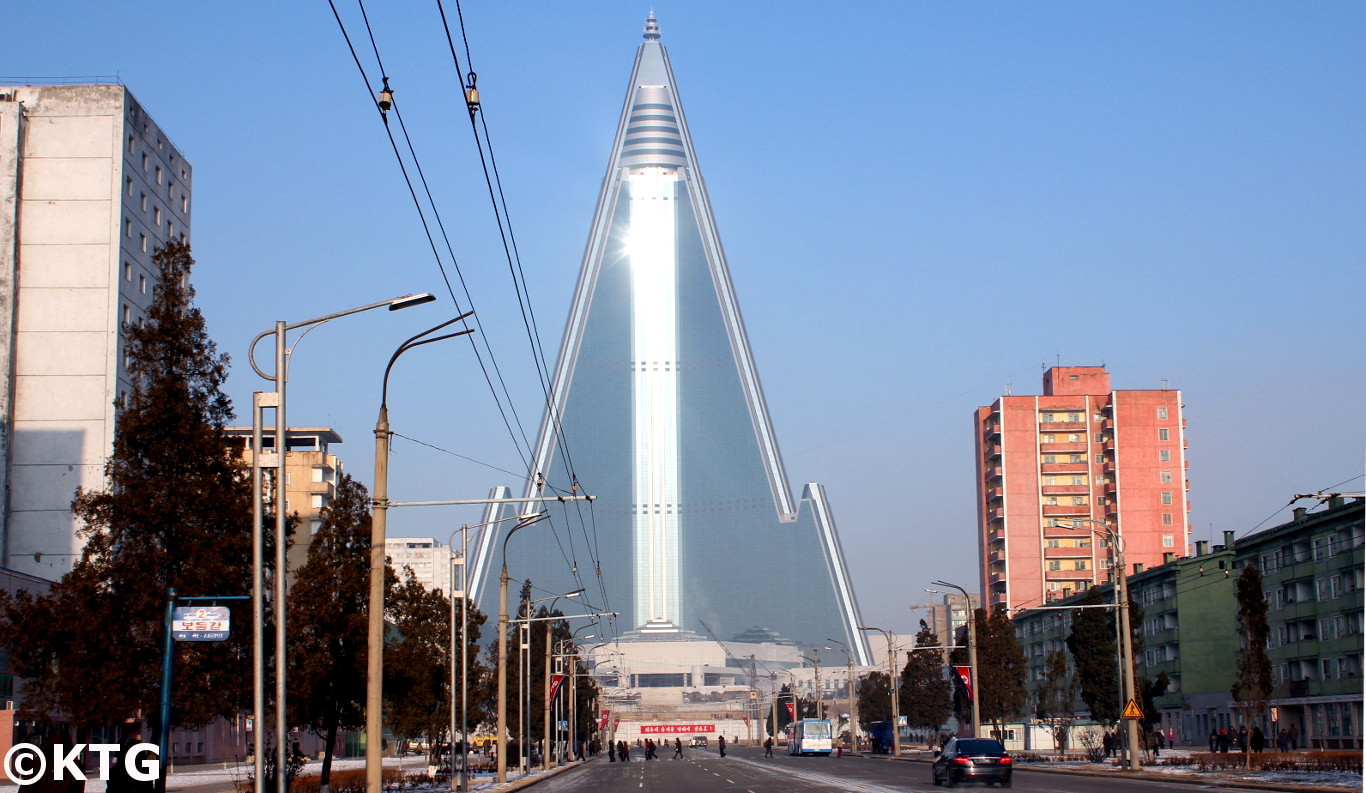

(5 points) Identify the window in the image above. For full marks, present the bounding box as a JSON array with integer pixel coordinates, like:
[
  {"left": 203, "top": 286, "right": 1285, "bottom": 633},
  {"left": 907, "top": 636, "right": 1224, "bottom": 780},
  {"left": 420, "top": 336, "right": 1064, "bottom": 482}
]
[
  {"left": 1048, "top": 561, "right": 1061, "bottom": 571},
  {"left": 142, "top": 153, "right": 148, "bottom": 171},
  {"left": 156, "top": 166, "right": 163, "bottom": 184},
  {"left": 1047, "top": 539, "right": 1060, "bottom": 548},
  {"left": 1313, "top": 537, "right": 1330, "bottom": 560},
  {"left": 122, "top": 304, "right": 131, "bottom": 324},
  {"left": 140, "top": 234, "right": 147, "bottom": 252},
  {"left": 1073, "top": 560, "right": 1088, "bottom": 570},
  {"left": 140, "top": 192, "right": 147, "bottom": 211},
  {"left": 1094, "top": 454, "right": 1105, "bottom": 464},
  {"left": 1157, "top": 407, "right": 1168, "bottom": 419},
  {"left": 127, "top": 134, "right": 135, "bottom": 153},
  {"left": 1072, "top": 496, "right": 1085, "bottom": 505},
  {"left": 1161, "top": 492, "right": 1173, "bottom": 505},
  {"left": 139, "top": 274, "right": 147, "bottom": 294},
  {"left": 167, "top": 221, "right": 174, "bottom": 237},
  {"left": 1068, "top": 413, "right": 1081, "bottom": 422},
  {"left": 1069, "top": 433, "right": 1081, "bottom": 442},
  {"left": 1331, "top": 575, "right": 1341, "bottom": 598},
  {"left": 1159, "top": 449, "right": 1171, "bottom": 462},
  {"left": 1042, "top": 434, "right": 1055, "bottom": 443},
  {"left": 1160, "top": 470, "right": 1172, "bottom": 483},
  {"left": 1043, "top": 454, "right": 1057, "bottom": 464},
  {"left": 1045, "top": 496, "right": 1058, "bottom": 506},
  {"left": 154, "top": 207, "right": 161, "bottom": 225},
  {"left": 1317, "top": 579, "right": 1329, "bottom": 602},
  {"left": 182, "top": 195, "right": 189, "bottom": 213},
  {"left": 1163, "top": 513, "right": 1174, "bottom": 526},
  {"left": 1042, "top": 413, "right": 1055, "bottom": 423},
  {"left": 124, "top": 261, "right": 132, "bottom": 281},
  {"left": 310, "top": 494, "right": 325, "bottom": 509},
  {"left": 1071, "top": 476, "right": 1084, "bottom": 485},
  {"left": 1069, "top": 454, "right": 1083, "bottom": 463},
  {"left": 126, "top": 176, "right": 133, "bottom": 195},
  {"left": 1162, "top": 534, "right": 1175, "bottom": 548},
  {"left": 124, "top": 217, "right": 132, "bottom": 237},
  {"left": 1095, "top": 433, "right": 1105, "bottom": 443},
  {"left": 1158, "top": 428, "right": 1170, "bottom": 441}
]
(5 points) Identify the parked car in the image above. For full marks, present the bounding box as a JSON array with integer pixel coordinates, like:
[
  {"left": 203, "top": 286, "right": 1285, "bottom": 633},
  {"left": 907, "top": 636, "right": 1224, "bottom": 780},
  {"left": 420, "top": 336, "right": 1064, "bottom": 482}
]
[
  {"left": 931, "top": 738, "right": 1012, "bottom": 788},
  {"left": 689, "top": 735, "right": 708, "bottom": 747}
]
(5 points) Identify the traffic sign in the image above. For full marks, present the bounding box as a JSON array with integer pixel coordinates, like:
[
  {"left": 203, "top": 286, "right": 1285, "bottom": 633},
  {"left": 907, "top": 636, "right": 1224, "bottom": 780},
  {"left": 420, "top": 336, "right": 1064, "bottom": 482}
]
[
  {"left": 172, "top": 606, "right": 230, "bottom": 641},
  {"left": 1121, "top": 698, "right": 1144, "bottom": 720}
]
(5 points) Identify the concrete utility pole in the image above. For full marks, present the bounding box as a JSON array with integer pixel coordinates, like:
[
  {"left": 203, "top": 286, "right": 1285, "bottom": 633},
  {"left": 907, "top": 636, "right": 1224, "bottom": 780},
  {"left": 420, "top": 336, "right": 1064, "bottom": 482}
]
[
  {"left": 859, "top": 626, "right": 900, "bottom": 756},
  {"left": 826, "top": 638, "right": 858, "bottom": 755}
]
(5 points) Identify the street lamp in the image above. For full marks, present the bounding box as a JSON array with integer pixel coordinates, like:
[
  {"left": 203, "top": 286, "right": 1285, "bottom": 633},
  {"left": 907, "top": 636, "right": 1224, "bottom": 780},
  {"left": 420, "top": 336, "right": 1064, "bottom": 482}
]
[
  {"left": 248, "top": 292, "right": 435, "bottom": 793},
  {"left": 494, "top": 525, "right": 557, "bottom": 782},
  {"left": 447, "top": 513, "right": 538, "bottom": 792},
  {"left": 826, "top": 637, "right": 858, "bottom": 755},
  {"left": 931, "top": 580, "right": 979, "bottom": 740},
  {"left": 366, "top": 313, "right": 474, "bottom": 793},
  {"left": 858, "top": 625, "right": 901, "bottom": 756},
  {"left": 1063, "top": 519, "right": 1141, "bottom": 772}
]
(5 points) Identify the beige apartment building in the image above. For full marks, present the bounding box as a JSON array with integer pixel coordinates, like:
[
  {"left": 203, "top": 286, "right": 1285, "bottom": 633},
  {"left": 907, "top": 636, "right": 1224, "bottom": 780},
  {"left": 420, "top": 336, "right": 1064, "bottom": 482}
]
[{"left": 224, "top": 426, "right": 343, "bottom": 571}]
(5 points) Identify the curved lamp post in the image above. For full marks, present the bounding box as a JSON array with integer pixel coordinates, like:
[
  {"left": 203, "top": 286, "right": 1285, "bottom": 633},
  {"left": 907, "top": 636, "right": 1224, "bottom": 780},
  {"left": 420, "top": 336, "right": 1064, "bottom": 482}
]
[
  {"left": 858, "top": 625, "right": 901, "bottom": 756},
  {"left": 931, "top": 580, "right": 979, "bottom": 741},
  {"left": 248, "top": 292, "right": 435, "bottom": 793},
  {"left": 365, "top": 313, "right": 474, "bottom": 793}
]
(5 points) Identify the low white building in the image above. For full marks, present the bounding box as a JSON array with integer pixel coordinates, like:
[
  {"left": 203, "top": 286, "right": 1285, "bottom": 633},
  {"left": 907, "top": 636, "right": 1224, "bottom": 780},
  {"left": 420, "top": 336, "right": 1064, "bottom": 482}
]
[{"left": 385, "top": 537, "right": 454, "bottom": 595}]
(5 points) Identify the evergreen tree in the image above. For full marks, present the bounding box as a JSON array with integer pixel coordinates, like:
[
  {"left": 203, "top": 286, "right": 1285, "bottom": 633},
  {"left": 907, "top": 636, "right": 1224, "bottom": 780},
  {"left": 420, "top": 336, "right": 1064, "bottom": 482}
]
[
  {"left": 0, "top": 241, "right": 252, "bottom": 731},
  {"left": 900, "top": 620, "right": 950, "bottom": 739},
  {"left": 1066, "top": 586, "right": 1120, "bottom": 724},
  {"left": 856, "top": 671, "right": 892, "bottom": 729},
  {"left": 1231, "top": 564, "right": 1272, "bottom": 765},
  {"left": 287, "top": 474, "right": 387, "bottom": 788},
  {"left": 975, "top": 605, "right": 1028, "bottom": 737},
  {"left": 385, "top": 567, "right": 453, "bottom": 760}
]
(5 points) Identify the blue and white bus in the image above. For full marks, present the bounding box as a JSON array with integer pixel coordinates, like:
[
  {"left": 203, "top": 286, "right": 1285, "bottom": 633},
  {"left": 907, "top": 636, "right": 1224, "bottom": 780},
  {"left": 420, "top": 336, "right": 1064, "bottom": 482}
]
[{"left": 787, "top": 719, "right": 834, "bottom": 755}]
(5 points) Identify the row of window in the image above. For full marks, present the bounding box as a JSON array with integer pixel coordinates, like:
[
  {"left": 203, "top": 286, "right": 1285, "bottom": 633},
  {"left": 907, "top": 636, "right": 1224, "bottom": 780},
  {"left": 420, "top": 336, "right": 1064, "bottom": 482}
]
[
  {"left": 1269, "top": 569, "right": 1362, "bottom": 608},
  {"left": 1038, "top": 406, "right": 1170, "bottom": 423}
]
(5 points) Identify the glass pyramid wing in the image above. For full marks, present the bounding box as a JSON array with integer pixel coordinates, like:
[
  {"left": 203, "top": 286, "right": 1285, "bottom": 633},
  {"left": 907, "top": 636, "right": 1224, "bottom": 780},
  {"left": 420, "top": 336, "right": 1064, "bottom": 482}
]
[{"left": 471, "top": 16, "right": 869, "bottom": 665}]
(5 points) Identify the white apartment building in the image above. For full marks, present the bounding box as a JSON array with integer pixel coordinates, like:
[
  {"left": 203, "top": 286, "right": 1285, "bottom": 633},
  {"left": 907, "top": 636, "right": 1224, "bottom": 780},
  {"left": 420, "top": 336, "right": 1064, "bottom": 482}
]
[
  {"left": 385, "top": 537, "right": 454, "bottom": 595},
  {"left": 0, "top": 83, "right": 191, "bottom": 579}
]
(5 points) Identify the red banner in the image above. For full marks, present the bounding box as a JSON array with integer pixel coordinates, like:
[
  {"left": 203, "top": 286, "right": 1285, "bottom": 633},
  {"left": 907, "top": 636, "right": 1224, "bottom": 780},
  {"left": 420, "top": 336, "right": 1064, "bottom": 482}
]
[
  {"left": 786, "top": 702, "right": 795, "bottom": 720},
  {"left": 549, "top": 674, "right": 567, "bottom": 706},
  {"left": 639, "top": 724, "right": 715, "bottom": 734},
  {"left": 954, "top": 666, "right": 973, "bottom": 704},
  {"left": 600, "top": 709, "right": 611, "bottom": 730}
]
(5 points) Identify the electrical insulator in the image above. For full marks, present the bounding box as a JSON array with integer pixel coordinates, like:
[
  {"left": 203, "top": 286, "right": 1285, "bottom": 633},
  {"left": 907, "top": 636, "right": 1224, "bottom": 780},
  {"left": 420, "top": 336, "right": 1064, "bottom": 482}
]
[
  {"left": 378, "top": 88, "right": 393, "bottom": 112},
  {"left": 465, "top": 86, "right": 480, "bottom": 111}
]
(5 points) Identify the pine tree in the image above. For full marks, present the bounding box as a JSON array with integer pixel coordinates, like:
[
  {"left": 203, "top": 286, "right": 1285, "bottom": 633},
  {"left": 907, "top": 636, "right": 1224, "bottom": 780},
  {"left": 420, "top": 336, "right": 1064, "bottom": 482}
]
[
  {"left": 900, "top": 620, "right": 950, "bottom": 740},
  {"left": 1231, "top": 564, "right": 1272, "bottom": 766},
  {"left": 856, "top": 671, "right": 892, "bottom": 729},
  {"left": 385, "top": 568, "right": 453, "bottom": 760},
  {"left": 1066, "top": 586, "right": 1120, "bottom": 724},
  {"left": 0, "top": 241, "right": 253, "bottom": 730},
  {"left": 975, "top": 605, "right": 1028, "bottom": 737},
  {"left": 287, "top": 474, "right": 383, "bottom": 788}
]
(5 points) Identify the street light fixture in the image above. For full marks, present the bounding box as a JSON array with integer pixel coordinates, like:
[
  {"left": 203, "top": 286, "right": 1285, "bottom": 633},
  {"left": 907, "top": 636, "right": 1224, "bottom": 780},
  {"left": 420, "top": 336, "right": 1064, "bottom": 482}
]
[
  {"left": 366, "top": 313, "right": 475, "bottom": 793},
  {"left": 446, "top": 513, "right": 538, "bottom": 792},
  {"left": 858, "top": 625, "right": 901, "bottom": 756},
  {"left": 1062, "top": 519, "right": 1141, "bottom": 772},
  {"left": 248, "top": 292, "right": 435, "bottom": 793},
  {"left": 826, "top": 637, "right": 858, "bottom": 755},
  {"left": 931, "top": 580, "right": 979, "bottom": 741}
]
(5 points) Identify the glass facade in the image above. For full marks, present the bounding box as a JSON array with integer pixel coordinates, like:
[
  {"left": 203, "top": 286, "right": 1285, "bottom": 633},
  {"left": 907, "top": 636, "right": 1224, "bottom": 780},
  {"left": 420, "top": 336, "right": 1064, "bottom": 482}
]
[{"left": 472, "top": 24, "right": 868, "bottom": 665}]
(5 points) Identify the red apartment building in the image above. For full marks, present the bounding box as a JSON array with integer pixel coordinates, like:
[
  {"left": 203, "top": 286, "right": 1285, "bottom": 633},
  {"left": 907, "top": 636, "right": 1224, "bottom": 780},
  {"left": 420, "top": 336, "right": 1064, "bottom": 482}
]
[{"left": 974, "top": 366, "right": 1190, "bottom": 611}]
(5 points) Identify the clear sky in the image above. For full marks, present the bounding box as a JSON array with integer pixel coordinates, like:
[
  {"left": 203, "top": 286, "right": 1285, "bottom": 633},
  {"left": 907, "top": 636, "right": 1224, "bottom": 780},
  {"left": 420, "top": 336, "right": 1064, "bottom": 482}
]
[{"left": 8, "top": 2, "right": 1363, "bottom": 636}]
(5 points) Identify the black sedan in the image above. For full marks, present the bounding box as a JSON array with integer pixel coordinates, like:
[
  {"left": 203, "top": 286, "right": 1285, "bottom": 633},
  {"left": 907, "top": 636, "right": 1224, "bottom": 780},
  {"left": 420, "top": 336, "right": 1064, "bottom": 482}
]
[{"left": 931, "top": 738, "right": 1013, "bottom": 787}]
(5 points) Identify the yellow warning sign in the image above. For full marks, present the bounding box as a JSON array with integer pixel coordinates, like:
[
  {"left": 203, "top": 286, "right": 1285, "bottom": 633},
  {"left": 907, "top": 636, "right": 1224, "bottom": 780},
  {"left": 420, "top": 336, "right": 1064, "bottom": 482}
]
[{"left": 1122, "top": 699, "right": 1144, "bottom": 720}]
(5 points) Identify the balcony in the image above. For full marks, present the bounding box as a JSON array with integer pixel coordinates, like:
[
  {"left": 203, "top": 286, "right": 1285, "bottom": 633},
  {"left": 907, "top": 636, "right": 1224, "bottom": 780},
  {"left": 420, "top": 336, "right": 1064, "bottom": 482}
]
[
  {"left": 1102, "top": 418, "right": 1114, "bottom": 431},
  {"left": 1042, "top": 504, "right": 1090, "bottom": 516},
  {"left": 984, "top": 485, "right": 1004, "bottom": 501},
  {"left": 1039, "top": 442, "right": 1087, "bottom": 453},
  {"left": 989, "top": 571, "right": 1006, "bottom": 585},
  {"left": 1043, "top": 524, "right": 1092, "bottom": 538},
  {"left": 984, "top": 444, "right": 1002, "bottom": 459},
  {"left": 1039, "top": 421, "right": 1086, "bottom": 431},
  {"left": 1040, "top": 463, "right": 1088, "bottom": 474},
  {"left": 1041, "top": 484, "right": 1089, "bottom": 496},
  {"left": 1045, "top": 568, "right": 1092, "bottom": 581},
  {"left": 985, "top": 507, "right": 1005, "bottom": 521},
  {"left": 988, "top": 550, "right": 1006, "bottom": 564},
  {"left": 1046, "top": 546, "right": 1094, "bottom": 558},
  {"left": 984, "top": 465, "right": 1003, "bottom": 480}
]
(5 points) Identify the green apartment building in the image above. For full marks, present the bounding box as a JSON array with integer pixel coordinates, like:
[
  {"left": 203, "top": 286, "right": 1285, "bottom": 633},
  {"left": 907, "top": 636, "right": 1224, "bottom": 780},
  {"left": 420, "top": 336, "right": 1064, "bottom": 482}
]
[{"left": 1014, "top": 496, "right": 1363, "bottom": 749}]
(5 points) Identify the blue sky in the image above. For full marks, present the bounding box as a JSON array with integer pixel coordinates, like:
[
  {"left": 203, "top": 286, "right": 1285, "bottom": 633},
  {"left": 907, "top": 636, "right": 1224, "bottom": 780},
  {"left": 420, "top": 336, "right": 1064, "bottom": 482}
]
[{"left": 9, "top": 2, "right": 1363, "bottom": 635}]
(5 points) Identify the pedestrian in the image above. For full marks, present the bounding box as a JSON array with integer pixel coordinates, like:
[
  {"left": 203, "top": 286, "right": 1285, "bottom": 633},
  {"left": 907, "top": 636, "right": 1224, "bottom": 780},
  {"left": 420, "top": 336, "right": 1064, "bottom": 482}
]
[
  {"left": 1289, "top": 723, "right": 1299, "bottom": 750},
  {"left": 618, "top": 740, "right": 629, "bottom": 763},
  {"left": 1208, "top": 728, "right": 1217, "bottom": 752},
  {"left": 1237, "top": 725, "right": 1248, "bottom": 752},
  {"left": 1277, "top": 728, "right": 1289, "bottom": 752},
  {"left": 1250, "top": 726, "right": 1264, "bottom": 753},
  {"left": 1216, "top": 728, "right": 1230, "bottom": 754},
  {"left": 718, "top": 735, "right": 726, "bottom": 758},
  {"left": 673, "top": 738, "right": 683, "bottom": 759},
  {"left": 644, "top": 738, "right": 654, "bottom": 760},
  {"left": 1167, "top": 727, "right": 1175, "bottom": 747},
  {"left": 764, "top": 736, "right": 774, "bottom": 757},
  {"left": 1103, "top": 731, "right": 1114, "bottom": 758}
]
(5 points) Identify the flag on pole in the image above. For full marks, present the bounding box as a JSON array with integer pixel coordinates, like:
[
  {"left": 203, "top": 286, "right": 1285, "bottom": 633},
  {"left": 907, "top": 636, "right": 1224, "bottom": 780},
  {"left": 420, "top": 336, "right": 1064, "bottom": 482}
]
[
  {"left": 786, "top": 702, "right": 795, "bottom": 720},
  {"left": 600, "top": 709, "right": 611, "bottom": 730},
  {"left": 549, "top": 673, "right": 567, "bottom": 706},
  {"left": 953, "top": 666, "right": 973, "bottom": 703}
]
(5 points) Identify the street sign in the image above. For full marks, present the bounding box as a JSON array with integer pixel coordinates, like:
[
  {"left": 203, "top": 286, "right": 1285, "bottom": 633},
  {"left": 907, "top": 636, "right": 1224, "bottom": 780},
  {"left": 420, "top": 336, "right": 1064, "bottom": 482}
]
[
  {"left": 1121, "top": 698, "right": 1144, "bottom": 720},
  {"left": 172, "top": 606, "right": 230, "bottom": 641}
]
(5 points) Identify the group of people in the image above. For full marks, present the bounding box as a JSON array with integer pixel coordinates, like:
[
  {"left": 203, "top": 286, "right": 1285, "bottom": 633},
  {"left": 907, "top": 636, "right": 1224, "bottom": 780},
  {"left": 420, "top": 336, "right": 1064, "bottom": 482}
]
[
  {"left": 609, "top": 735, "right": 727, "bottom": 762},
  {"left": 1208, "top": 725, "right": 1274, "bottom": 753}
]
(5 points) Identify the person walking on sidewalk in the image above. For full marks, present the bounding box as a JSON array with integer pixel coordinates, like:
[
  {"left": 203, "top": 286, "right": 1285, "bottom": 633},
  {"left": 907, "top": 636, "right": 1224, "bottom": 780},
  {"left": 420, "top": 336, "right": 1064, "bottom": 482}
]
[
  {"left": 673, "top": 738, "right": 683, "bottom": 759},
  {"left": 764, "top": 736, "right": 774, "bottom": 757},
  {"left": 717, "top": 735, "right": 727, "bottom": 758}
]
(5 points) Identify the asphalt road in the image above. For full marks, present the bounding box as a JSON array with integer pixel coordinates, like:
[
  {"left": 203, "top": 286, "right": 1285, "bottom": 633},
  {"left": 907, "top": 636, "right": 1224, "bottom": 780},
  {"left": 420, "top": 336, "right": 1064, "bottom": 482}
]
[{"left": 525, "top": 746, "right": 1291, "bottom": 793}]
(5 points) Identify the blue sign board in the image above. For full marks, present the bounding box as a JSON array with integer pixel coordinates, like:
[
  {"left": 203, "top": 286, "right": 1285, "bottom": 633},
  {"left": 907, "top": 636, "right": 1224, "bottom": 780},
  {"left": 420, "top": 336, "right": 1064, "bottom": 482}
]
[{"left": 172, "top": 606, "right": 230, "bottom": 641}]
